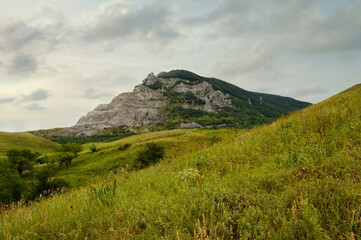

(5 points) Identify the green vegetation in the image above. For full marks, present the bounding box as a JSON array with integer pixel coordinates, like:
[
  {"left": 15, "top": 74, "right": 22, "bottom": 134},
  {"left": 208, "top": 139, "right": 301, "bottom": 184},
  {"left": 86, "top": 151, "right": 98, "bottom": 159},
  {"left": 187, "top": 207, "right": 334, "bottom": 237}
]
[
  {"left": 147, "top": 79, "right": 163, "bottom": 90},
  {"left": 89, "top": 144, "right": 98, "bottom": 153},
  {"left": 53, "top": 129, "right": 237, "bottom": 188},
  {"left": 0, "top": 149, "right": 69, "bottom": 204},
  {"left": 118, "top": 143, "right": 131, "bottom": 151},
  {"left": 135, "top": 142, "right": 165, "bottom": 169},
  {"left": 157, "top": 69, "right": 311, "bottom": 128},
  {"left": 1, "top": 84, "right": 360, "bottom": 239},
  {"left": 0, "top": 132, "right": 59, "bottom": 159},
  {"left": 49, "top": 133, "right": 134, "bottom": 144},
  {"left": 164, "top": 90, "right": 206, "bottom": 105}
]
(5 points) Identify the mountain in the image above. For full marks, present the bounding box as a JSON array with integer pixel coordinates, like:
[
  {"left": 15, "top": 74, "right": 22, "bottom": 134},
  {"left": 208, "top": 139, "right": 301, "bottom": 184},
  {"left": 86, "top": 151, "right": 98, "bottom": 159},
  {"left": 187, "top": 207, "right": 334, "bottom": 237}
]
[
  {"left": 36, "top": 70, "right": 311, "bottom": 137},
  {"left": 2, "top": 84, "right": 360, "bottom": 239}
]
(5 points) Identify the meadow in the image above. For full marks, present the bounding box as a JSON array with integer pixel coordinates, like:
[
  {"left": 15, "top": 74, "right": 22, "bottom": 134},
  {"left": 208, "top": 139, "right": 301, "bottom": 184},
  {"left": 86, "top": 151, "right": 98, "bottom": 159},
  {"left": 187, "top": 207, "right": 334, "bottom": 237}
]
[
  {"left": 0, "top": 132, "right": 59, "bottom": 160},
  {"left": 0, "top": 84, "right": 360, "bottom": 239}
]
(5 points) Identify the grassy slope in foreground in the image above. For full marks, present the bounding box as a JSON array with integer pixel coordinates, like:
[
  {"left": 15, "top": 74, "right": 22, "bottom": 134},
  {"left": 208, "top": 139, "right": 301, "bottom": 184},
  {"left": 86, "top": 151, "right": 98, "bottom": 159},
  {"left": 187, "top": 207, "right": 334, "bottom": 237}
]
[
  {"left": 0, "top": 132, "right": 59, "bottom": 159},
  {"left": 1, "top": 84, "right": 361, "bottom": 239}
]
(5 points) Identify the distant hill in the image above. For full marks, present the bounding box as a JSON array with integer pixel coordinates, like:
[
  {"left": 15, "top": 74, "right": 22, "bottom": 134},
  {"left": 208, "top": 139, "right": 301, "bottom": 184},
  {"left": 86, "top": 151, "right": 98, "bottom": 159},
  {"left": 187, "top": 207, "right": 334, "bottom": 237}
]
[
  {"left": 37, "top": 70, "right": 311, "bottom": 137},
  {"left": 0, "top": 132, "right": 59, "bottom": 159}
]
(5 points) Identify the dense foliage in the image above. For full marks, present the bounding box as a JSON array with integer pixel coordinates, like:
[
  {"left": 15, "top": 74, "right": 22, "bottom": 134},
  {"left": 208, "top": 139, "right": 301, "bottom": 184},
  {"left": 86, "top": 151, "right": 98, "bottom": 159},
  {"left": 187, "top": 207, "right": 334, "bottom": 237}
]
[{"left": 0, "top": 149, "right": 69, "bottom": 204}]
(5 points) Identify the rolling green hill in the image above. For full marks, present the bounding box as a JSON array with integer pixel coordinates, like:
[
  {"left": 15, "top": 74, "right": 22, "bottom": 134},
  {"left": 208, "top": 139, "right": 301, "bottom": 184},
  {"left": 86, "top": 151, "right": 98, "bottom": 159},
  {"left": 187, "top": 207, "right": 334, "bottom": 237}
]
[
  {"left": 0, "top": 132, "right": 59, "bottom": 159},
  {"left": 1, "top": 84, "right": 360, "bottom": 239},
  {"left": 54, "top": 128, "right": 240, "bottom": 187}
]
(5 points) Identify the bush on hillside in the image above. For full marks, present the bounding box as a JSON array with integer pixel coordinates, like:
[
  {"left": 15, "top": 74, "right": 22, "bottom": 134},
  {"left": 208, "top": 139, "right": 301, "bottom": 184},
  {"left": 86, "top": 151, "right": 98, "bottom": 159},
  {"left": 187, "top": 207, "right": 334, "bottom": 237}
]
[
  {"left": 90, "top": 144, "right": 98, "bottom": 153},
  {"left": 118, "top": 143, "right": 131, "bottom": 151},
  {"left": 135, "top": 143, "right": 165, "bottom": 169}
]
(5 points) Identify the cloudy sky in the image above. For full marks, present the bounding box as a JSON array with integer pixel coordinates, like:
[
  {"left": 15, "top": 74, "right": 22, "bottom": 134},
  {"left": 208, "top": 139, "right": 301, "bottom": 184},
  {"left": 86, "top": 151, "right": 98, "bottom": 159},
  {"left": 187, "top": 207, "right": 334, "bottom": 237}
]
[{"left": 0, "top": 0, "right": 360, "bottom": 132}]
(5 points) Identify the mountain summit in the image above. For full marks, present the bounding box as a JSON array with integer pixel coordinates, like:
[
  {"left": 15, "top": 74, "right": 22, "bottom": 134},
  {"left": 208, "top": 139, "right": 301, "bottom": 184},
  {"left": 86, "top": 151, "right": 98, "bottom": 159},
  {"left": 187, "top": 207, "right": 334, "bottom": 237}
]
[
  {"left": 73, "top": 70, "right": 310, "bottom": 134},
  {"left": 36, "top": 70, "right": 310, "bottom": 137}
]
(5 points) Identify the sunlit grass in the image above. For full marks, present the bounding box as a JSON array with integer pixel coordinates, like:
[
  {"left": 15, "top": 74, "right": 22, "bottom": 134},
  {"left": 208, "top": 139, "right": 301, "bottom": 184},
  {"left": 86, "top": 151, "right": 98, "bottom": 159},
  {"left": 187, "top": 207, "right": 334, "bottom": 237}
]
[{"left": 1, "top": 84, "right": 361, "bottom": 239}]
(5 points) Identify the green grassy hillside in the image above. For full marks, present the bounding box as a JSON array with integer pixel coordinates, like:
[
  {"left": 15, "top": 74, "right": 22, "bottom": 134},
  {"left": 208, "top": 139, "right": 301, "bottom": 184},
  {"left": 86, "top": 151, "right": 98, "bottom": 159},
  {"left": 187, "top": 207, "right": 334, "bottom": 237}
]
[
  {"left": 0, "top": 132, "right": 59, "bottom": 159},
  {"left": 1, "top": 84, "right": 360, "bottom": 239},
  {"left": 55, "top": 128, "right": 240, "bottom": 187}
]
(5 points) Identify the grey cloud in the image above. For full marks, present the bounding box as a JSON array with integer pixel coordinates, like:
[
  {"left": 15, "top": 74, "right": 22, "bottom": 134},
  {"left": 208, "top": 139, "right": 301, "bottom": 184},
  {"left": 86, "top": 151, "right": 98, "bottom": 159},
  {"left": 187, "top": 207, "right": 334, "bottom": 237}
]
[
  {"left": 282, "top": 85, "right": 329, "bottom": 98},
  {"left": 82, "top": 88, "right": 112, "bottom": 99},
  {"left": 84, "top": 0, "right": 179, "bottom": 45},
  {"left": 206, "top": 43, "right": 276, "bottom": 76},
  {"left": 0, "top": 7, "right": 66, "bottom": 53},
  {"left": 0, "top": 97, "right": 16, "bottom": 104},
  {"left": 0, "top": 22, "right": 44, "bottom": 52},
  {"left": 22, "top": 89, "right": 50, "bottom": 102},
  {"left": 294, "top": 3, "right": 361, "bottom": 54},
  {"left": 24, "top": 103, "right": 46, "bottom": 111},
  {"left": 186, "top": 0, "right": 361, "bottom": 54},
  {"left": 7, "top": 53, "right": 38, "bottom": 75}
]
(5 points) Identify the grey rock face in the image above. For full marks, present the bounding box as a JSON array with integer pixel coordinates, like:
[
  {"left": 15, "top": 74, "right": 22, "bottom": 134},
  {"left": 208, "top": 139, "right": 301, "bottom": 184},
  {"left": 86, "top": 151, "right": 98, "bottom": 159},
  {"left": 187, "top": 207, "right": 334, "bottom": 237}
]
[
  {"left": 172, "top": 81, "right": 232, "bottom": 112},
  {"left": 70, "top": 72, "right": 232, "bottom": 135},
  {"left": 180, "top": 122, "right": 202, "bottom": 129},
  {"left": 76, "top": 91, "right": 168, "bottom": 128}
]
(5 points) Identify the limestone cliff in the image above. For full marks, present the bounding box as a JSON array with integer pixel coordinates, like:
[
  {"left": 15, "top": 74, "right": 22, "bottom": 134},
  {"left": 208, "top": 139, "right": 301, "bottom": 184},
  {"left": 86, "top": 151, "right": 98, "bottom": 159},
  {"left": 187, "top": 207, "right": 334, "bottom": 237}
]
[{"left": 75, "top": 72, "right": 232, "bottom": 129}]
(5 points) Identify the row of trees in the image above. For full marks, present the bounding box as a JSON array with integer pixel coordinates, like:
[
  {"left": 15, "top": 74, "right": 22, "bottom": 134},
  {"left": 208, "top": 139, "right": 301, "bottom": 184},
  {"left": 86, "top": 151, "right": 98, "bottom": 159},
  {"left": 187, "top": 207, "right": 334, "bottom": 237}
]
[{"left": 0, "top": 143, "right": 82, "bottom": 205}]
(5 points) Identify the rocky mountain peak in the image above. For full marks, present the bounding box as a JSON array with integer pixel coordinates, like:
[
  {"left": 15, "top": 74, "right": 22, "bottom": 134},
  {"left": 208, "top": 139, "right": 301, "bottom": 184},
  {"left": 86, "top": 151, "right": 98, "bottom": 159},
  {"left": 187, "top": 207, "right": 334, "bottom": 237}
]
[
  {"left": 75, "top": 71, "right": 232, "bottom": 133},
  {"left": 41, "top": 70, "right": 310, "bottom": 137},
  {"left": 142, "top": 72, "right": 157, "bottom": 85}
]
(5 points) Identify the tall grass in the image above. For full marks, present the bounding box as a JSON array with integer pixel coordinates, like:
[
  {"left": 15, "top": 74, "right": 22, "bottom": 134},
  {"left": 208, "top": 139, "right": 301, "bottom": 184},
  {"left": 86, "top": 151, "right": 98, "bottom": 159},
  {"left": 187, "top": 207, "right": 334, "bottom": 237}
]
[{"left": 0, "top": 84, "right": 361, "bottom": 239}]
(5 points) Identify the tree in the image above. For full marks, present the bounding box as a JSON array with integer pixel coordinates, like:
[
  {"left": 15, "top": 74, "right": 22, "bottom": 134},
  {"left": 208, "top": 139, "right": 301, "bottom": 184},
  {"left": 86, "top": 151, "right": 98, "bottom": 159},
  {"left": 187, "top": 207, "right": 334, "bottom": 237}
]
[
  {"left": 34, "top": 164, "right": 68, "bottom": 196},
  {"left": 59, "top": 143, "right": 82, "bottom": 157},
  {"left": 54, "top": 152, "right": 76, "bottom": 169},
  {"left": 0, "top": 161, "right": 24, "bottom": 203},
  {"left": 56, "top": 143, "right": 83, "bottom": 169},
  {"left": 6, "top": 149, "right": 40, "bottom": 175}
]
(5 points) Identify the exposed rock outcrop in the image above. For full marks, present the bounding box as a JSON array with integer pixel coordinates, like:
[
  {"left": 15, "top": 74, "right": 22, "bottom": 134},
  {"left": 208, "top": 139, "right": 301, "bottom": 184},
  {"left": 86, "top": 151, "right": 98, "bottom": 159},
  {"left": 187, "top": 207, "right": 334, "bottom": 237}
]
[{"left": 75, "top": 72, "right": 232, "bottom": 131}]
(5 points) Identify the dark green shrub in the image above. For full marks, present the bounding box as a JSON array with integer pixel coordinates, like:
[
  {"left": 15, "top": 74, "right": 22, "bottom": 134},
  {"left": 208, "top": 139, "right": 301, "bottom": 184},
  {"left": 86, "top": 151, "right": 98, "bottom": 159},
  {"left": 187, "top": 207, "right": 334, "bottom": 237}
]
[
  {"left": 118, "top": 143, "right": 131, "bottom": 151},
  {"left": 90, "top": 144, "right": 98, "bottom": 153},
  {"left": 147, "top": 80, "right": 163, "bottom": 90},
  {"left": 49, "top": 178, "right": 69, "bottom": 190},
  {"left": 135, "top": 143, "right": 165, "bottom": 168}
]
